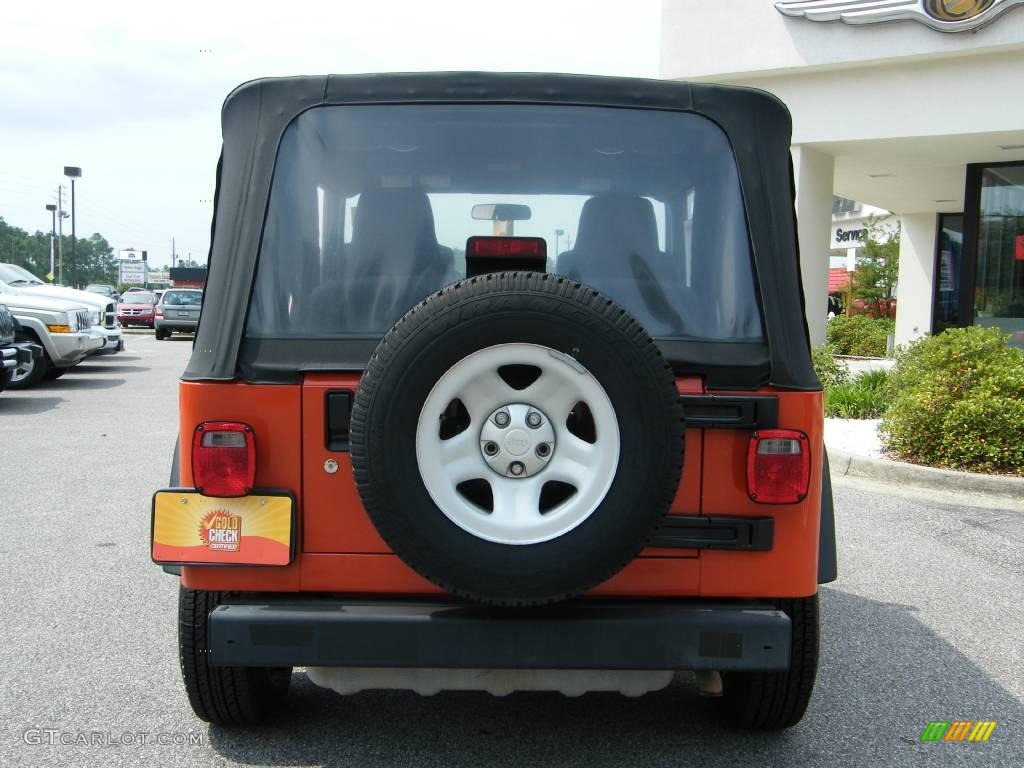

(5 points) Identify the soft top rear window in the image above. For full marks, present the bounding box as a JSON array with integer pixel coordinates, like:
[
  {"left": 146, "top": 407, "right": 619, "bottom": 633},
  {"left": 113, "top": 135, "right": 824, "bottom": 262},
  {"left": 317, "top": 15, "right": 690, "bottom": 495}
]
[{"left": 247, "top": 104, "right": 763, "bottom": 344}]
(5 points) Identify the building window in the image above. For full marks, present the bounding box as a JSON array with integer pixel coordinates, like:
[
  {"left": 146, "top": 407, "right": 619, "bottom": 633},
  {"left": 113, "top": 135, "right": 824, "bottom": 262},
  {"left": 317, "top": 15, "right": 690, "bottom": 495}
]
[
  {"left": 832, "top": 196, "right": 859, "bottom": 215},
  {"left": 970, "top": 164, "right": 1024, "bottom": 347}
]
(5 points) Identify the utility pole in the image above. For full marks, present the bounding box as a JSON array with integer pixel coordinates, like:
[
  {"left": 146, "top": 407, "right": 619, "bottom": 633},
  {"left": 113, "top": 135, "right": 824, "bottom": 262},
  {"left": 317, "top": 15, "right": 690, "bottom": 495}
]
[
  {"left": 57, "top": 185, "right": 66, "bottom": 284},
  {"left": 172, "top": 237, "right": 176, "bottom": 268},
  {"left": 45, "top": 204, "right": 57, "bottom": 279}
]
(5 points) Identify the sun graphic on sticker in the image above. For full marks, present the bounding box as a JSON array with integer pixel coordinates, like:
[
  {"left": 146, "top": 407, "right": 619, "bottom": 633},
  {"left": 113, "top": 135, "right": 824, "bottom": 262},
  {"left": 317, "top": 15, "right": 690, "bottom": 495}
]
[{"left": 198, "top": 509, "right": 242, "bottom": 552}]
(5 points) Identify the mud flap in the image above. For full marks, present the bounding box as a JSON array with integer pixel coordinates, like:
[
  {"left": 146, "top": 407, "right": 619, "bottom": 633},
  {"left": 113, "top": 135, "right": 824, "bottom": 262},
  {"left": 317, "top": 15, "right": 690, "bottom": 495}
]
[{"left": 818, "top": 450, "right": 838, "bottom": 583}]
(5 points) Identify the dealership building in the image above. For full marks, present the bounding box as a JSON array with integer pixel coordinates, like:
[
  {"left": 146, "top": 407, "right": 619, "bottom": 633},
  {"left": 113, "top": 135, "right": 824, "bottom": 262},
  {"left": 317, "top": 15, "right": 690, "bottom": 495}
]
[{"left": 661, "top": 0, "right": 1024, "bottom": 348}]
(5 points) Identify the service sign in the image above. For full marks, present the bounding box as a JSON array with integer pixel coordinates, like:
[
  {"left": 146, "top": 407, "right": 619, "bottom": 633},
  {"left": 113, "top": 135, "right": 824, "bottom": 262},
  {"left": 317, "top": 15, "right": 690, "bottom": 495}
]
[{"left": 151, "top": 491, "right": 294, "bottom": 566}]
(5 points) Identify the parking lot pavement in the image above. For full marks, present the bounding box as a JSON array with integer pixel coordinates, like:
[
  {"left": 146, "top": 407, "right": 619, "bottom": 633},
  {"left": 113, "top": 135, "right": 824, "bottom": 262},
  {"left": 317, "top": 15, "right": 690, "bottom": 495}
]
[{"left": 1, "top": 334, "right": 1021, "bottom": 767}]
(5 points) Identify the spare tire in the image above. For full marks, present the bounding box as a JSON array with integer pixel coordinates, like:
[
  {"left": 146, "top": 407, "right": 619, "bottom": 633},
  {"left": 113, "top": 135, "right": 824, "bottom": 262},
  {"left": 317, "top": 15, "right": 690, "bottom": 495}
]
[{"left": 350, "top": 272, "right": 684, "bottom": 606}]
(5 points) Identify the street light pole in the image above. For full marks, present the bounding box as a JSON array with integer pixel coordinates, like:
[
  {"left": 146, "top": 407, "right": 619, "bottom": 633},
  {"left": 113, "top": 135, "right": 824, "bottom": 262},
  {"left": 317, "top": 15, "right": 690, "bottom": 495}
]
[
  {"left": 64, "top": 166, "right": 82, "bottom": 287},
  {"left": 45, "top": 204, "right": 57, "bottom": 279}
]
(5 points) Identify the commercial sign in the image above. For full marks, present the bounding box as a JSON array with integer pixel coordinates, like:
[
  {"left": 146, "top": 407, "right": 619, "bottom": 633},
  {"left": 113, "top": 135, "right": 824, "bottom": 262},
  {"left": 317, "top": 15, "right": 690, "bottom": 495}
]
[
  {"left": 118, "top": 249, "right": 145, "bottom": 261},
  {"left": 119, "top": 261, "right": 147, "bottom": 285},
  {"left": 776, "top": 0, "right": 1024, "bottom": 33}
]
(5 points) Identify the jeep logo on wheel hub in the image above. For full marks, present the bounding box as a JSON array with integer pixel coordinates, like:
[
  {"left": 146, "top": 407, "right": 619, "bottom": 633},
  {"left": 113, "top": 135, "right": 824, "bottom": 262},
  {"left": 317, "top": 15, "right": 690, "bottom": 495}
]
[{"left": 504, "top": 430, "right": 531, "bottom": 456}]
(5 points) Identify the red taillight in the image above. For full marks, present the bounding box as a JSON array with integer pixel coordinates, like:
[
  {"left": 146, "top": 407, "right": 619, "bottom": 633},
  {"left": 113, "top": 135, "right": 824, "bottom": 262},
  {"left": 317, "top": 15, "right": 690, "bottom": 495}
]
[
  {"left": 746, "top": 430, "right": 810, "bottom": 504},
  {"left": 155, "top": 307, "right": 163, "bottom": 317},
  {"left": 466, "top": 236, "right": 547, "bottom": 259},
  {"left": 192, "top": 421, "right": 255, "bottom": 497}
]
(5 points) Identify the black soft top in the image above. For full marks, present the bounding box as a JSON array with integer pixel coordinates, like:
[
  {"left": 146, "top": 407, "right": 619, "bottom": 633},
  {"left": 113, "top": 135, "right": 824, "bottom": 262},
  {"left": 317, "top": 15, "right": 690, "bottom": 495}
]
[{"left": 186, "top": 72, "right": 817, "bottom": 391}]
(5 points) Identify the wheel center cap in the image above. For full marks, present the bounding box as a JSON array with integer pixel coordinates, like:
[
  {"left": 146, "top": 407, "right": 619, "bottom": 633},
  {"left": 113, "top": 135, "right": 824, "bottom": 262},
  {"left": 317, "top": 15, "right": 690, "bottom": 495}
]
[
  {"left": 504, "top": 429, "right": 530, "bottom": 456},
  {"left": 480, "top": 403, "right": 556, "bottom": 478}
]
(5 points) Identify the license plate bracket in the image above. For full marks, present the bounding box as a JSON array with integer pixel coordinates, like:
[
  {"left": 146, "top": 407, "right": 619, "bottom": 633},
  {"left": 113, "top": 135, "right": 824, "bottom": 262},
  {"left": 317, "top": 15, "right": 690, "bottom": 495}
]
[{"left": 151, "top": 489, "right": 295, "bottom": 566}]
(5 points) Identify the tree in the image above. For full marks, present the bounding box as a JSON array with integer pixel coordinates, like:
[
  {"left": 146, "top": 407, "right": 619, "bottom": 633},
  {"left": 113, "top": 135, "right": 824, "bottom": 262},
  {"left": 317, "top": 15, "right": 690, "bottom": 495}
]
[
  {"left": 0, "top": 216, "right": 118, "bottom": 287},
  {"left": 851, "top": 217, "right": 900, "bottom": 319}
]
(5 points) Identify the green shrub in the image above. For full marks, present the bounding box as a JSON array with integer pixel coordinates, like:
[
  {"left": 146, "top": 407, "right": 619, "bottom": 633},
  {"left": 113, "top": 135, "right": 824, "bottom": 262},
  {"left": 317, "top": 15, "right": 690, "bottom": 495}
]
[
  {"left": 939, "top": 394, "right": 1024, "bottom": 474},
  {"left": 826, "top": 314, "right": 894, "bottom": 357},
  {"left": 825, "top": 369, "right": 892, "bottom": 419},
  {"left": 812, "top": 344, "right": 849, "bottom": 389},
  {"left": 880, "top": 326, "right": 1024, "bottom": 475}
]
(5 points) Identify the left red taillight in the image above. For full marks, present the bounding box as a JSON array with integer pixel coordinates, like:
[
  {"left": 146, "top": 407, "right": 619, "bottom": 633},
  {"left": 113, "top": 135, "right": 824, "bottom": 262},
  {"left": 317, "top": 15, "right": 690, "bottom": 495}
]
[
  {"left": 192, "top": 421, "right": 255, "bottom": 497},
  {"left": 746, "top": 429, "right": 810, "bottom": 504}
]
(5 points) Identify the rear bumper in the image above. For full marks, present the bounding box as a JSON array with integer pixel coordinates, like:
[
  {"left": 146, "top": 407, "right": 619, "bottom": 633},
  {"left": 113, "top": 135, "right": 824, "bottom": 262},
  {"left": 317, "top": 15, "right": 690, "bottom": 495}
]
[
  {"left": 207, "top": 598, "right": 791, "bottom": 671},
  {"left": 155, "top": 317, "right": 198, "bottom": 332}
]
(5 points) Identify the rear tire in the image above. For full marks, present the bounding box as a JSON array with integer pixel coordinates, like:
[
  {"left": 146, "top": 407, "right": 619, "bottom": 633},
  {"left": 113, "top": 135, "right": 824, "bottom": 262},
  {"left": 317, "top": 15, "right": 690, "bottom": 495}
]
[
  {"left": 155, "top": 328, "right": 168, "bottom": 340},
  {"left": 178, "top": 586, "right": 292, "bottom": 726},
  {"left": 721, "top": 595, "right": 819, "bottom": 729}
]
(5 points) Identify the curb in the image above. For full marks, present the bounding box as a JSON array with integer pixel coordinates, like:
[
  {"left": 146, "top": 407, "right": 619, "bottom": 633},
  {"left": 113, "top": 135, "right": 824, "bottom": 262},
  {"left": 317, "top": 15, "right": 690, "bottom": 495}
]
[{"left": 828, "top": 448, "right": 1024, "bottom": 501}]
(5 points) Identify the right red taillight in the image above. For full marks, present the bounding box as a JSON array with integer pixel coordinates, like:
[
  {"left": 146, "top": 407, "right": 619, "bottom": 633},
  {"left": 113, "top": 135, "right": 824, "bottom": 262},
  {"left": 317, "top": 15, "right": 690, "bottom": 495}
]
[
  {"left": 192, "top": 421, "right": 255, "bottom": 497},
  {"left": 747, "top": 430, "right": 810, "bottom": 504}
]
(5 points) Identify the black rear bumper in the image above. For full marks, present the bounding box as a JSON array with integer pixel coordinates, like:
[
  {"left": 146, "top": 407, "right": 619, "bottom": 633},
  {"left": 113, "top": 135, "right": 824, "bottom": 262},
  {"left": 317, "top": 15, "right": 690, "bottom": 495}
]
[{"left": 207, "top": 598, "right": 791, "bottom": 671}]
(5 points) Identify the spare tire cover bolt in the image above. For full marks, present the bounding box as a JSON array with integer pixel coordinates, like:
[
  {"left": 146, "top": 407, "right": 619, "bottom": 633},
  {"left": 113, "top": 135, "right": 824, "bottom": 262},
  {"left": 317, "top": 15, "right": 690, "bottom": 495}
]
[
  {"left": 494, "top": 411, "right": 511, "bottom": 427},
  {"left": 536, "top": 443, "right": 551, "bottom": 457},
  {"left": 526, "top": 411, "right": 543, "bottom": 428},
  {"left": 509, "top": 461, "right": 526, "bottom": 476},
  {"left": 484, "top": 441, "right": 500, "bottom": 456}
]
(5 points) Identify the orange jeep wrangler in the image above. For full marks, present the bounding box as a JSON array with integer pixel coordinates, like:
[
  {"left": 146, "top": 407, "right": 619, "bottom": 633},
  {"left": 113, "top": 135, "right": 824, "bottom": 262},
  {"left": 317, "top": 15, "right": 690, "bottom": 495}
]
[{"left": 153, "top": 72, "right": 836, "bottom": 731}]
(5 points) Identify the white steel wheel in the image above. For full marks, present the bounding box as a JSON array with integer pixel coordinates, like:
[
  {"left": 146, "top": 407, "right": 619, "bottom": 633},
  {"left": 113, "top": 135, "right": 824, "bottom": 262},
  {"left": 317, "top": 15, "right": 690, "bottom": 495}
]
[{"left": 415, "top": 343, "right": 620, "bottom": 545}]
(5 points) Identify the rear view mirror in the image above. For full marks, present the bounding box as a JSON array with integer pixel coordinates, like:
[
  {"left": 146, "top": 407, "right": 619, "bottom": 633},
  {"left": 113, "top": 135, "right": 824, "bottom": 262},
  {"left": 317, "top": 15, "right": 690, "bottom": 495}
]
[{"left": 471, "top": 204, "right": 532, "bottom": 222}]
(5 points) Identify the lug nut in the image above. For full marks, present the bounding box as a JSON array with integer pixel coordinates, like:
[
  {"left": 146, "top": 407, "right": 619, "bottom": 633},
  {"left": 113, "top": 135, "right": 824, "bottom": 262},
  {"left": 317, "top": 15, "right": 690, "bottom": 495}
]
[
  {"left": 484, "top": 441, "right": 499, "bottom": 456},
  {"left": 494, "top": 411, "right": 511, "bottom": 427},
  {"left": 526, "top": 411, "right": 542, "bottom": 428},
  {"left": 536, "top": 443, "right": 551, "bottom": 458},
  {"left": 509, "top": 461, "right": 526, "bottom": 476}
]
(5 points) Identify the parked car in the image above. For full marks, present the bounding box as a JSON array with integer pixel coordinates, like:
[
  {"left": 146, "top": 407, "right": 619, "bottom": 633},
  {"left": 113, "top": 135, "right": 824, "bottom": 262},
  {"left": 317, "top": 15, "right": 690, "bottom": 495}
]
[
  {"left": 0, "top": 264, "right": 124, "bottom": 355},
  {"left": 155, "top": 289, "right": 202, "bottom": 339},
  {"left": 86, "top": 283, "right": 119, "bottom": 301},
  {"left": 152, "top": 73, "right": 835, "bottom": 731},
  {"left": 0, "top": 305, "right": 43, "bottom": 393},
  {"left": 0, "top": 288, "right": 101, "bottom": 389},
  {"left": 117, "top": 291, "right": 157, "bottom": 328}
]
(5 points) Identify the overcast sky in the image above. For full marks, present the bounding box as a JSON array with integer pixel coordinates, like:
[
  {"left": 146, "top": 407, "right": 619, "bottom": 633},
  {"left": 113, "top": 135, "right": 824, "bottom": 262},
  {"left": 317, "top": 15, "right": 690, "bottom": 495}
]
[{"left": 0, "top": 0, "right": 662, "bottom": 267}]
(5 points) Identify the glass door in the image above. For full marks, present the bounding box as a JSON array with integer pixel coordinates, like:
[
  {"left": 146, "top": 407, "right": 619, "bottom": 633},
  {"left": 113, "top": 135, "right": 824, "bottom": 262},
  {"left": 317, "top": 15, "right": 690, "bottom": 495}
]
[
  {"left": 933, "top": 213, "right": 963, "bottom": 334},
  {"left": 970, "top": 163, "right": 1024, "bottom": 347}
]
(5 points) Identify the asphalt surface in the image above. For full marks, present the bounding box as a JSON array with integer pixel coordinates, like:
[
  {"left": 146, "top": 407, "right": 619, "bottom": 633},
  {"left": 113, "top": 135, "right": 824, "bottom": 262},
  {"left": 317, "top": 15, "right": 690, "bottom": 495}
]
[{"left": 1, "top": 332, "right": 1021, "bottom": 768}]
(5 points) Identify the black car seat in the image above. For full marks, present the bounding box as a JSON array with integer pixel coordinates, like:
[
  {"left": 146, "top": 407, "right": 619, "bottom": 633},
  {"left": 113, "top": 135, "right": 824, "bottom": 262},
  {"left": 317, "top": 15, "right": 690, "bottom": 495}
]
[
  {"left": 556, "top": 194, "right": 684, "bottom": 335},
  {"left": 311, "top": 187, "right": 456, "bottom": 333}
]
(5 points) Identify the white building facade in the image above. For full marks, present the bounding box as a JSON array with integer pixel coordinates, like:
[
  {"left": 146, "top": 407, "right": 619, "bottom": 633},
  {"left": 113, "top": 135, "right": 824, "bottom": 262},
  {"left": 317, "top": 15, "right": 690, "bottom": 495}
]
[{"left": 661, "top": 0, "right": 1024, "bottom": 348}]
